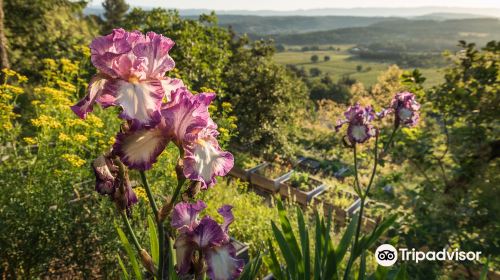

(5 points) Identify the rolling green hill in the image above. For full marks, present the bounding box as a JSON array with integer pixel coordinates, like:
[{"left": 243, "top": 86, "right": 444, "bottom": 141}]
[{"left": 263, "top": 18, "right": 500, "bottom": 51}]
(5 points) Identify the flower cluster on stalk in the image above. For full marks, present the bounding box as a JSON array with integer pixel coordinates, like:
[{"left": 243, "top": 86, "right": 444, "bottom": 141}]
[
  {"left": 171, "top": 201, "right": 244, "bottom": 279},
  {"left": 71, "top": 29, "right": 241, "bottom": 279},
  {"left": 336, "top": 92, "right": 421, "bottom": 145}
]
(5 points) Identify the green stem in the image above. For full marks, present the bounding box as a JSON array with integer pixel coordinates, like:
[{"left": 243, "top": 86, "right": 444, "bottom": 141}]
[
  {"left": 364, "top": 134, "right": 379, "bottom": 199},
  {"left": 140, "top": 171, "right": 165, "bottom": 280},
  {"left": 352, "top": 144, "right": 362, "bottom": 196},
  {"left": 140, "top": 171, "right": 159, "bottom": 217},
  {"left": 121, "top": 211, "right": 142, "bottom": 252},
  {"left": 382, "top": 125, "right": 398, "bottom": 156},
  {"left": 344, "top": 134, "right": 379, "bottom": 279}
]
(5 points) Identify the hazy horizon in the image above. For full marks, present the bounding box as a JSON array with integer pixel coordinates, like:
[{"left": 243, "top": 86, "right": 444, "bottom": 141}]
[{"left": 88, "top": 0, "right": 500, "bottom": 11}]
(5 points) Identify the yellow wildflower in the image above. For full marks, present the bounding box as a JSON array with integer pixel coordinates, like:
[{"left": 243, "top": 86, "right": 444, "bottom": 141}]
[
  {"left": 1, "top": 68, "right": 17, "bottom": 77},
  {"left": 108, "top": 136, "right": 116, "bottom": 146},
  {"left": 135, "top": 187, "right": 148, "bottom": 201},
  {"left": 58, "top": 133, "right": 71, "bottom": 142},
  {"left": 222, "top": 102, "right": 232, "bottom": 111},
  {"left": 66, "top": 118, "right": 88, "bottom": 128},
  {"left": 31, "top": 100, "right": 41, "bottom": 106},
  {"left": 23, "top": 137, "right": 37, "bottom": 145},
  {"left": 86, "top": 115, "right": 104, "bottom": 128},
  {"left": 74, "top": 134, "right": 88, "bottom": 143},
  {"left": 61, "top": 154, "right": 86, "bottom": 167},
  {"left": 31, "top": 115, "right": 62, "bottom": 129},
  {"left": 92, "top": 131, "right": 104, "bottom": 138}
]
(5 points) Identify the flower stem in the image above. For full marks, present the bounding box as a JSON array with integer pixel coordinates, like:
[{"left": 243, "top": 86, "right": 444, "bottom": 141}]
[
  {"left": 344, "top": 134, "right": 379, "bottom": 279},
  {"left": 121, "top": 211, "right": 142, "bottom": 253},
  {"left": 352, "top": 144, "right": 362, "bottom": 196},
  {"left": 382, "top": 125, "right": 398, "bottom": 156},
  {"left": 140, "top": 171, "right": 165, "bottom": 280}
]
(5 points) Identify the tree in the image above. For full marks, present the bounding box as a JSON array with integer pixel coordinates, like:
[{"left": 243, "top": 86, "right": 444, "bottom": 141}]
[
  {"left": 324, "top": 55, "right": 330, "bottom": 62},
  {"left": 309, "top": 67, "right": 321, "bottom": 77},
  {"left": 102, "top": 0, "right": 129, "bottom": 33},
  {"left": 0, "top": 0, "right": 9, "bottom": 70},
  {"left": 310, "top": 54, "right": 319, "bottom": 63},
  {"left": 4, "top": 0, "right": 96, "bottom": 76}
]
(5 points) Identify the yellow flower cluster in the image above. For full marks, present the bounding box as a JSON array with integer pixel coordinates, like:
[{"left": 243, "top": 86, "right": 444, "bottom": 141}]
[
  {"left": 23, "top": 137, "right": 37, "bottom": 145},
  {"left": 74, "top": 134, "right": 88, "bottom": 143},
  {"left": 134, "top": 187, "right": 148, "bottom": 201},
  {"left": 86, "top": 115, "right": 104, "bottom": 128},
  {"left": 56, "top": 80, "right": 77, "bottom": 93},
  {"left": 31, "top": 115, "right": 62, "bottom": 129},
  {"left": 60, "top": 58, "right": 79, "bottom": 74},
  {"left": 61, "top": 154, "right": 86, "bottom": 167},
  {"left": 66, "top": 118, "right": 88, "bottom": 128},
  {"left": 58, "top": 133, "right": 71, "bottom": 142}
]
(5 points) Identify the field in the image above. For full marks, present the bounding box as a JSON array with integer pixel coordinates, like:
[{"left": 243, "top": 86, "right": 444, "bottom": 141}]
[{"left": 274, "top": 47, "right": 445, "bottom": 87}]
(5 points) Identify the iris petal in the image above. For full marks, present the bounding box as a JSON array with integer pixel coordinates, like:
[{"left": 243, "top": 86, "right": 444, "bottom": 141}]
[
  {"left": 174, "top": 234, "right": 196, "bottom": 275},
  {"left": 113, "top": 126, "right": 168, "bottom": 170},
  {"left": 171, "top": 200, "right": 207, "bottom": 232},
  {"left": 192, "top": 217, "right": 226, "bottom": 248},
  {"left": 102, "top": 79, "right": 164, "bottom": 127},
  {"left": 71, "top": 74, "right": 109, "bottom": 119},
  {"left": 183, "top": 131, "right": 234, "bottom": 189},
  {"left": 205, "top": 243, "right": 244, "bottom": 280}
]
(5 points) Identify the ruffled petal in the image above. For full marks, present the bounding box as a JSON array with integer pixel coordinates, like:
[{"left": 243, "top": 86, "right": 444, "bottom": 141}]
[
  {"left": 133, "top": 32, "right": 176, "bottom": 79},
  {"left": 192, "top": 216, "right": 226, "bottom": 248},
  {"left": 71, "top": 74, "right": 109, "bottom": 119},
  {"left": 217, "top": 205, "right": 234, "bottom": 235},
  {"left": 183, "top": 130, "right": 234, "bottom": 189},
  {"left": 113, "top": 126, "right": 168, "bottom": 170},
  {"left": 171, "top": 200, "right": 207, "bottom": 232},
  {"left": 162, "top": 88, "right": 215, "bottom": 145},
  {"left": 102, "top": 79, "right": 164, "bottom": 126},
  {"left": 174, "top": 234, "right": 196, "bottom": 275},
  {"left": 205, "top": 243, "right": 244, "bottom": 280},
  {"left": 161, "top": 78, "right": 184, "bottom": 102},
  {"left": 90, "top": 29, "right": 144, "bottom": 78}
]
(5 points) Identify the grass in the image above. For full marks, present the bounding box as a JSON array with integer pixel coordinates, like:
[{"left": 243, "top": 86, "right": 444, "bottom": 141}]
[{"left": 273, "top": 49, "right": 444, "bottom": 88}]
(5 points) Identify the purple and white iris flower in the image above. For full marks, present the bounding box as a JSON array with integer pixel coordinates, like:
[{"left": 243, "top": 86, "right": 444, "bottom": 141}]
[
  {"left": 388, "top": 92, "right": 420, "bottom": 127},
  {"left": 71, "top": 30, "right": 233, "bottom": 189},
  {"left": 71, "top": 29, "right": 183, "bottom": 127},
  {"left": 335, "top": 103, "right": 377, "bottom": 144},
  {"left": 92, "top": 155, "right": 138, "bottom": 211},
  {"left": 171, "top": 201, "right": 244, "bottom": 280},
  {"left": 112, "top": 87, "right": 233, "bottom": 188}
]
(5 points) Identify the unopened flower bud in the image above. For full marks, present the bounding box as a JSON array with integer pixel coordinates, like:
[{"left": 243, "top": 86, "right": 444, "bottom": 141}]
[
  {"left": 140, "top": 249, "right": 156, "bottom": 275},
  {"left": 182, "top": 181, "right": 202, "bottom": 201},
  {"left": 175, "top": 158, "right": 185, "bottom": 180}
]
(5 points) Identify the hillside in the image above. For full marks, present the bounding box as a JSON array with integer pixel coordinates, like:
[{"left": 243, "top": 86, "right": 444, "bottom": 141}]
[
  {"left": 263, "top": 18, "right": 500, "bottom": 51},
  {"left": 193, "top": 15, "right": 395, "bottom": 35}
]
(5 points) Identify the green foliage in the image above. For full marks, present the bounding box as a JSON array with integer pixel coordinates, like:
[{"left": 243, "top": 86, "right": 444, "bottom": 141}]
[
  {"left": 310, "top": 54, "right": 319, "bottom": 63},
  {"left": 226, "top": 36, "right": 308, "bottom": 157},
  {"left": 102, "top": 0, "right": 130, "bottom": 33},
  {"left": 289, "top": 171, "right": 310, "bottom": 191},
  {"left": 200, "top": 179, "right": 285, "bottom": 255},
  {"left": 394, "top": 41, "right": 500, "bottom": 275},
  {"left": 266, "top": 200, "right": 401, "bottom": 278},
  {"left": 4, "top": 0, "right": 97, "bottom": 78},
  {"left": 0, "top": 57, "right": 125, "bottom": 278}
]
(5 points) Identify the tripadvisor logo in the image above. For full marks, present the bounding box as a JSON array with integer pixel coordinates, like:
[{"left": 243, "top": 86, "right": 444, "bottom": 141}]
[
  {"left": 375, "top": 244, "right": 398, "bottom": 266},
  {"left": 375, "top": 244, "right": 482, "bottom": 266}
]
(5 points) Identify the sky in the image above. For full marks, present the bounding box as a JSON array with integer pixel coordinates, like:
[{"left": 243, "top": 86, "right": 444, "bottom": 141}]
[{"left": 89, "top": 0, "right": 500, "bottom": 10}]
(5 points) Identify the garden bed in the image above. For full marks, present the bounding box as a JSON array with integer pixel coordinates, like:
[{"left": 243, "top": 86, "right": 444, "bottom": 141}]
[
  {"left": 295, "top": 156, "right": 321, "bottom": 174},
  {"left": 229, "top": 152, "right": 264, "bottom": 181},
  {"left": 279, "top": 171, "right": 326, "bottom": 205},
  {"left": 250, "top": 162, "right": 293, "bottom": 193}
]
